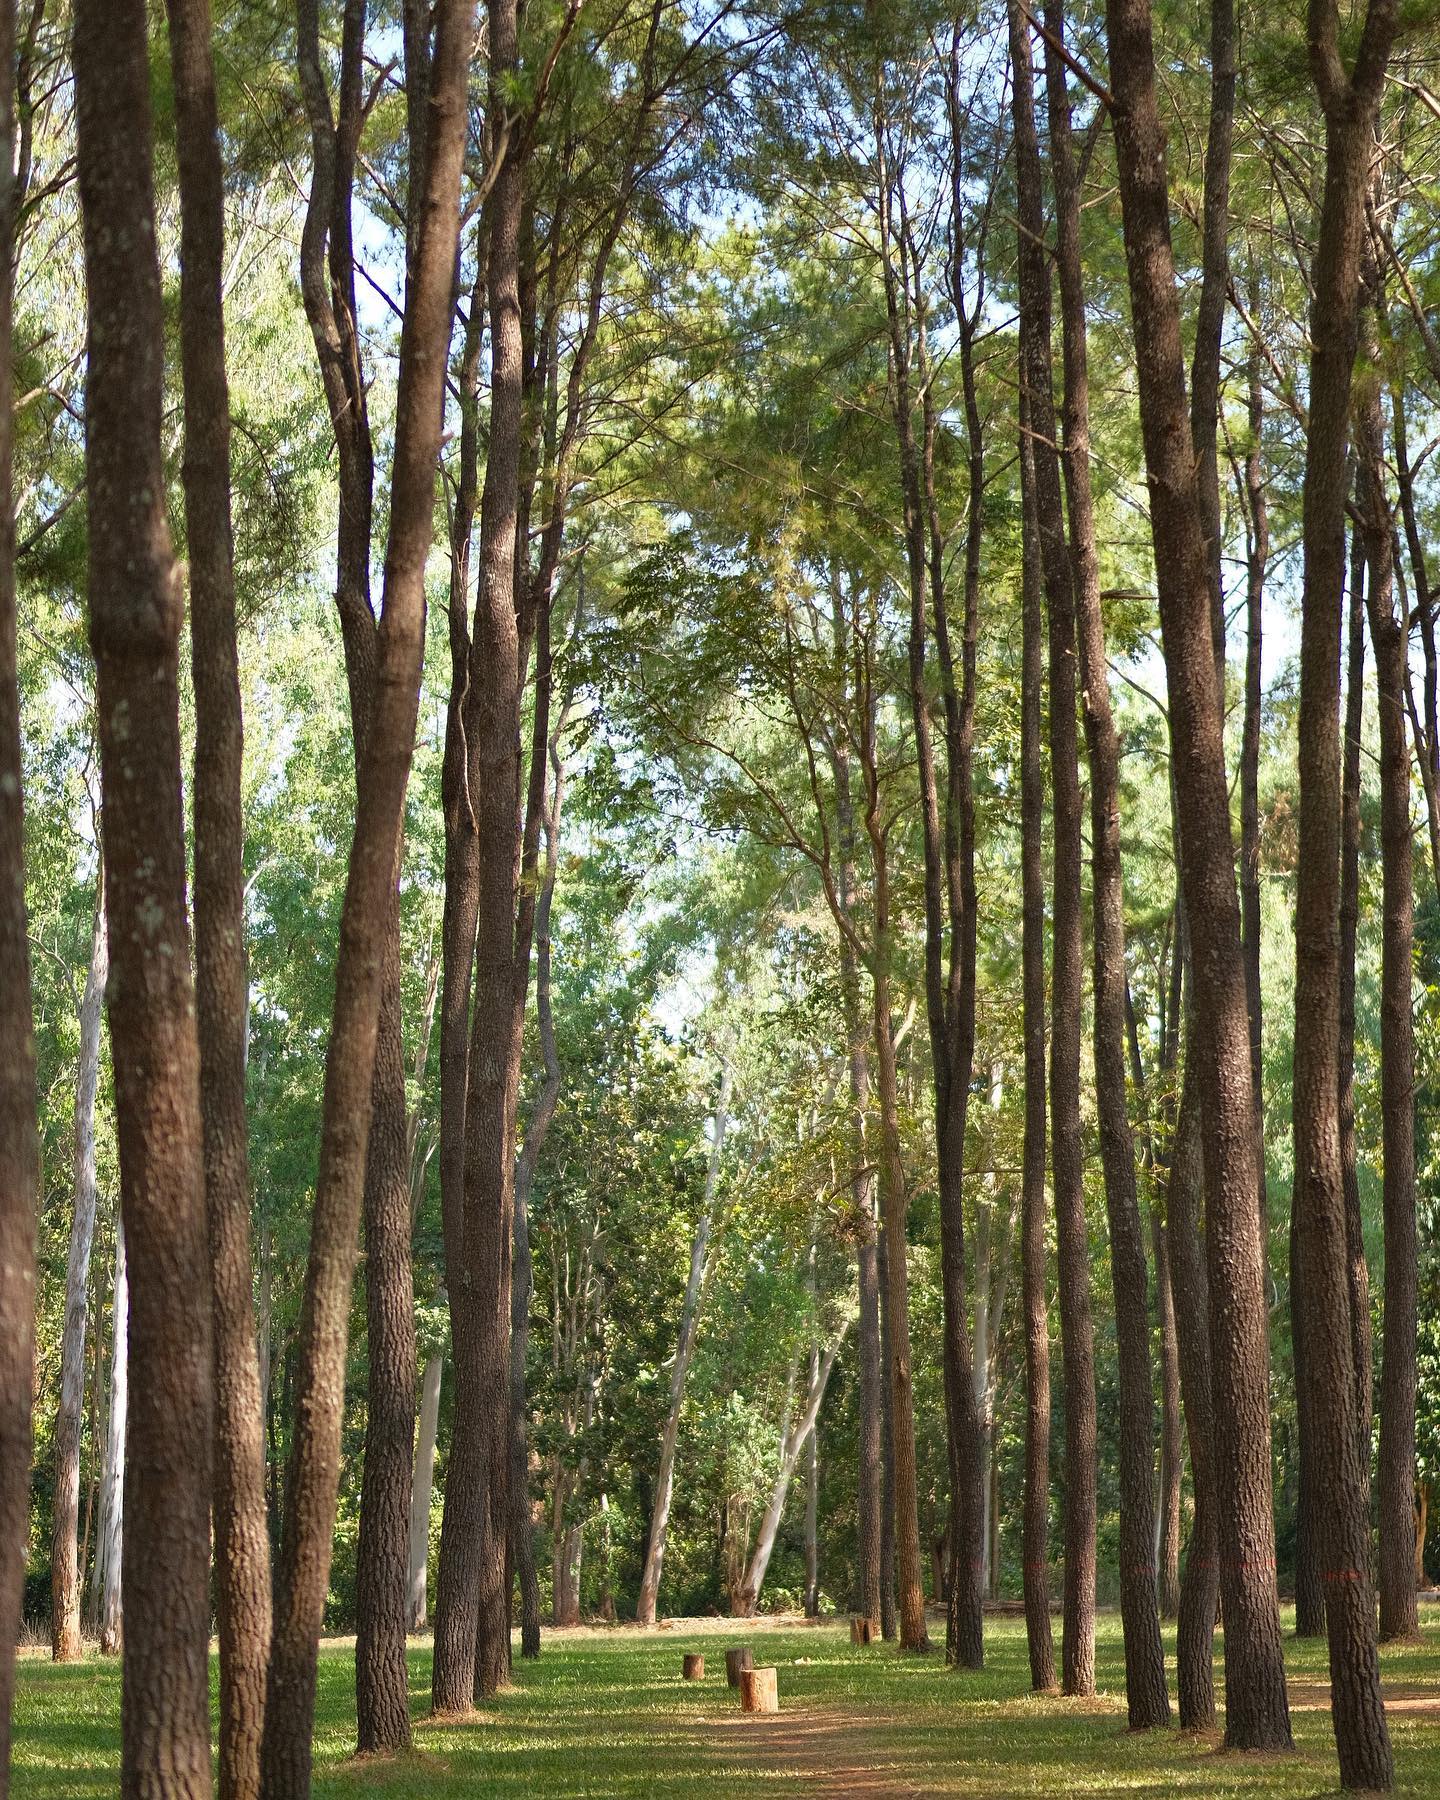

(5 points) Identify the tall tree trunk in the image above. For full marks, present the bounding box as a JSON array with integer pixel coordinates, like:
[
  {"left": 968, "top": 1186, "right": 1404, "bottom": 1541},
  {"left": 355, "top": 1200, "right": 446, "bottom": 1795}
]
[
  {"left": 877, "top": 1222, "right": 898, "bottom": 1641},
  {"left": 1292, "top": 529, "right": 1363, "bottom": 1641},
  {"left": 74, "top": 3, "right": 216, "bottom": 1788},
  {"left": 828, "top": 585, "right": 883, "bottom": 1633},
  {"left": 804, "top": 1338, "right": 820, "bottom": 1619},
  {"left": 1150, "top": 1208, "right": 1183, "bottom": 1622},
  {"left": 1127, "top": 966, "right": 1182, "bottom": 1624},
  {"left": 409, "top": 1344, "right": 444, "bottom": 1629},
  {"left": 506, "top": 630, "right": 575, "bottom": 1664},
  {"left": 430, "top": 250, "right": 487, "bottom": 1710},
  {"left": 1007, "top": 0, "right": 1095, "bottom": 1697},
  {"left": 0, "top": 0, "right": 36, "bottom": 1753},
  {"left": 1292, "top": 5, "right": 1397, "bottom": 1789},
  {"left": 1043, "top": 3, "right": 1167, "bottom": 1725},
  {"left": 1189, "top": 0, "right": 1236, "bottom": 686},
  {"left": 262, "top": 1, "right": 475, "bottom": 1782},
  {"left": 1357, "top": 346, "right": 1420, "bottom": 1645},
  {"left": 1338, "top": 521, "right": 1373, "bottom": 1463},
  {"left": 635, "top": 1067, "right": 731, "bottom": 1625},
  {"left": 870, "top": 988, "right": 929, "bottom": 1651},
  {"left": 434, "top": 0, "right": 528, "bottom": 1708},
  {"left": 1167, "top": 1058, "right": 1219, "bottom": 1728},
  {"left": 52, "top": 895, "right": 107, "bottom": 1663},
  {"left": 1102, "top": 0, "right": 1293, "bottom": 1751},
  {"left": 96, "top": 1218, "right": 128, "bottom": 1657},
  {"left": 355, "top": 950, "right": 418, "bottom": 1751},
  {"left": 1017, "top": 398, "right": 1056, "bottom": 1695},
  {"left": 1239, "top": 329, "right": 1268, "bottom": 1225},
  {"left": 165, "top": 0, "right": 271, "bottom": 1785}
]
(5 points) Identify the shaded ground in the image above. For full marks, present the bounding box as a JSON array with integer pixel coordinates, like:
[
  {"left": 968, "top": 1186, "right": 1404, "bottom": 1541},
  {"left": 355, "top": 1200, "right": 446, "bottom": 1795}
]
[{"left": 12, "top": 1607, "right": 1440, "bottom": 1796}]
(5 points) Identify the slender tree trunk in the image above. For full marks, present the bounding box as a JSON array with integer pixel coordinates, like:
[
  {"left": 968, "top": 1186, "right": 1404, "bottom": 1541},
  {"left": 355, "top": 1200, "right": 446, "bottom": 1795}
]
[
  {"left": 507, "top": 650, "right": 574, "bottom": 1664},
  {"left": 737, "top": 1334, "right": 845, "bottom": 1613},
  {"left": 1167, "top": 1058, "right": 1219, "bottom": 1728},
  {"left": 165, "top": 1, "right": 271, "bottom": 1785},
  {"left": 435, "top": 0, "right": 529, "bottom": 1707},
  {"left": 1016, "top": 398, "right": 1056, "bottom": 1695},
  {"left": 877, "top": 1222, "right": 898, "bottom": 1642},
  {"left": 1239, "top": 331, "right": 1268, "bottom": 1217},
  {"left": 1338, "top": 521, "right": 1374, "bottom": 1461},
  {"left": 828, "top": 587, "right": 883, "bottom": 1632},
  {"left": 1103, "top": 0, "right": 1294, "bottom": 1751},
  {"left": 97, "top": 1218, "right": 128, "bottom": 1657},
  {"left": 74, "top": 4, "right": 215, "bottom": 1787},
  {"left": 431, "top": 253, "right": 486, "bottom": 1711},
  {"left": 871, "top": 974, "right": 929, "bottom": 1651},
  {"left": 636, "top": 1067, "right": 731, "bottom": 1625},
  {"left": 1290, "top": 547, "right": 1359, "bottom": 1639},
  {"left": 1357, "top": 347, "right": 1420, "bottom": 1645},
  {"left": 1044, "top": 4, "right": 1167, "bottom": 1724},
  {"left": 804, "top": 1339, "right": 820, "bottom": 1618},
  {"left": 1291, "top": 6, "right": 1397, "bottom": 1789},
  {"left": 262, "top": 2, "right": 474, "bottom": 1781},
  {"left": 1151, "top": 1205, "right": 1183, "bottom": 1622},
  {"left": 52, "top": 896, "right": 107, "bottom": 1664},
  {"left": 1008, "top": 0, "right": 1095, "bottom": 1697},
  {"left": 409, "top": 1346, "right": 444, "bottom": 1630},
  {"left": 0, "top": 3, "right": 36, "bottom": 1752}
]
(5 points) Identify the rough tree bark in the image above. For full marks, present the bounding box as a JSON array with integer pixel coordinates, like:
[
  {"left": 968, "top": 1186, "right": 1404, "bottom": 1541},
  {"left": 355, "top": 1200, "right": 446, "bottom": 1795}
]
[
  {"left": 165, "top": 0, "right": 272, "bottom": 1786},
  {"left": 74, "top": 4, "right": 216, "bottom": 1789},
  {"left": 636, "top": 1066, "right": 731, "bottom": 1625},
  {"left": 433, "top": 0, "right": 527, "bottom": 1708},
  {"left": 0, "top": 0, "right": 35, "bottom": 1766},
  {"left": 1016, "top": 400, "right": 1056, "bottom": 1695},
  {"left": 261, "top": 0, "right": 475, "bottom": 1784},
  {"left": 1043, "top": 1, "right": 1168, "bottom": 1725},
  {"left": 859, "top": 672, "right": 929, "bottom": 1652},
  {"left": 1291, "top": 2, "right": 1397, "bottom": 1788},
  {"left": 430, "top": 246, "right": 486, "bottom": 1706},
  {"left": 1356, "top": 332, "right": 1420, "bottom": 1646},
  {"left": 51, "top": 895, "right": 107, "bottom": 1664},
  {"left": 1102, "top": 0, "right": 1293, "bottom": 1752},
  {"left": 1008, "top": 0, "right": 1095, "bottom": 1697}
]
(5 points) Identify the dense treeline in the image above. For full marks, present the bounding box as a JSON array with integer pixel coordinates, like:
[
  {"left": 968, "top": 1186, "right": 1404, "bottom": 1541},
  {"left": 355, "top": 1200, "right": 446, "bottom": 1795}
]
[{"left": 3, "top": 0, "right": 1440, "bottom": 1794}]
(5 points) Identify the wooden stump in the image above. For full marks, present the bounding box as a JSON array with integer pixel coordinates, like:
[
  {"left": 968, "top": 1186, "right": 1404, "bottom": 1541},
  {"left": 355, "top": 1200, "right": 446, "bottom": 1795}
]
[
  {"left": 850, "top": 1615, "right": 878, "bottom": 1644},
  {"left": 739, "top": 1666, "right": 778, "bottom": 1714},
  {"left": 682, "top": 1653, "right": 705, "bottom": 1680},
  {"left": 724, "top": 1645, "right": 754, "bottom": 1687}
]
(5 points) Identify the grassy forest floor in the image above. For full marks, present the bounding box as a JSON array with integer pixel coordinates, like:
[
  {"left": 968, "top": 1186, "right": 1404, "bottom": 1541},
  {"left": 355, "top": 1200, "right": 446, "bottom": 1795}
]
[{"left": 12, "top": 1605, "right": 1440, "bottom": 1797}]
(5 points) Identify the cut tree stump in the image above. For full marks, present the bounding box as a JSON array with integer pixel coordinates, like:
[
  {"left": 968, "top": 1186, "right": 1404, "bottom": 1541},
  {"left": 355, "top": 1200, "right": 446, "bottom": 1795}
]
[
  {"left": 682, "top": 1653, "right": 705, "bottom": 1680},
  {"left": 850, "top": 1615, "right": 878, "bottom": 1644},
  {"left": 739, "top": 1666, "right": 778, "bottom": 1713},
  {"left": 724, "top": 1646, "right": 754, "bottom": 1687}
]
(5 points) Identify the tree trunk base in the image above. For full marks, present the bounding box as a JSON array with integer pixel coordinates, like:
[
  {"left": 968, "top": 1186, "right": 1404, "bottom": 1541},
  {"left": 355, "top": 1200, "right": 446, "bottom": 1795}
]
[
  {"left": 724, "top": 1646, "right": 753, "bottom": 1687},
  {"left": 739, "top": 1667, "right": 778, "bottom": 1713}
]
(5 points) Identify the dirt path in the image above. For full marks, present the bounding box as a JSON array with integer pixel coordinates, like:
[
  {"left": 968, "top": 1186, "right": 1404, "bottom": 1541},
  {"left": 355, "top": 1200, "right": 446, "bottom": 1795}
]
[{"left": 710, "top": 1703, "right": 931, "bottom": 1797}]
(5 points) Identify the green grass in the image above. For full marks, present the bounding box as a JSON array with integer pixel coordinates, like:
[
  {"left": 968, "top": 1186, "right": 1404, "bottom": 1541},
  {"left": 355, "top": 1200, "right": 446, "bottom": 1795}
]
[{"left": 12, "top": 1607, "right": 1440, "bottom": 1796}]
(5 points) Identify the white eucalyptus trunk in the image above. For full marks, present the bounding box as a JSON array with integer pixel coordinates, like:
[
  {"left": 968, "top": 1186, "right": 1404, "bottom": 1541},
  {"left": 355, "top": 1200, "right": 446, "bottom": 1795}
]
[
  {"left": 51, "top": 897, "right": 107, "bottom": 1660},
  {"left": 407, "top": 1345, "right": 444, "bottom": 1629},
  {"left": 95, "top": 1214, "right": 126, "bottom": 1655}
]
